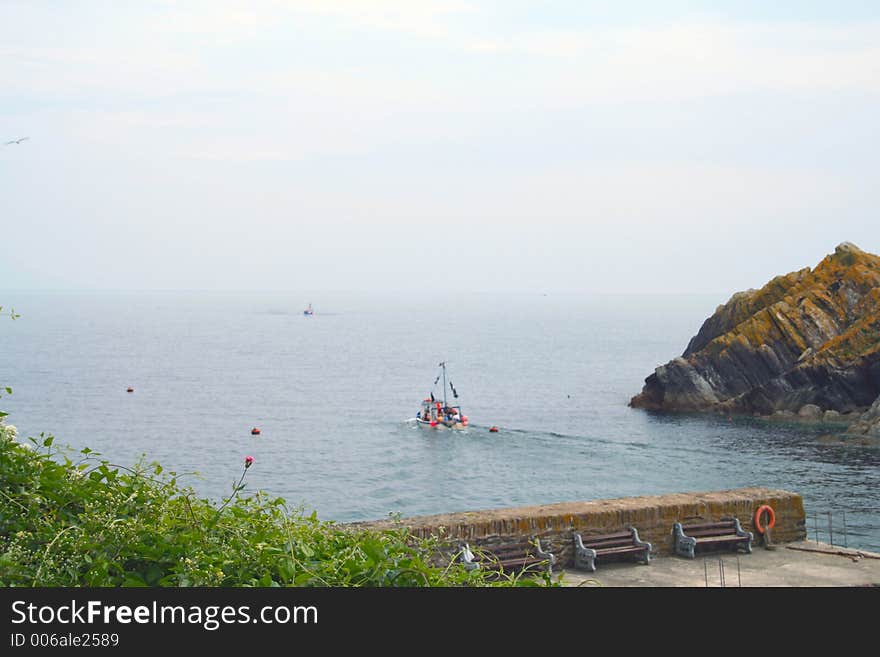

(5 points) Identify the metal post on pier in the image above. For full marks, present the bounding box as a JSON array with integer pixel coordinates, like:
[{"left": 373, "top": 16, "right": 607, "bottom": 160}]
[
  {"left": 842, "top": 510, "right": 848, "bottom": 549},
  {"left": 828, "top": 511, "right": 834, "bottom": 547}
]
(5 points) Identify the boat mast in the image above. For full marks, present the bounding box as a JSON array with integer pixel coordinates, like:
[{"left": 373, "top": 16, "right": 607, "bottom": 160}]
[{"left": 440, "top": 361, "right": 448, "bottom": 409}]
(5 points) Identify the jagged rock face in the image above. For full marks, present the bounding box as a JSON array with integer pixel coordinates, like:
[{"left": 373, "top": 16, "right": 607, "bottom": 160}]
[
  {"left": 848, "top": 396, "right": 880, "bottom": 437},
  {"left": 630, "top": 242, "right": 880, "bottom": 415}
]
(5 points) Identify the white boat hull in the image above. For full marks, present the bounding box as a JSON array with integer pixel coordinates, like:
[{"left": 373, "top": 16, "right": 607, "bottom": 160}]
[{"left": 415, "top": 417, "right": 466, "bottom": 430}]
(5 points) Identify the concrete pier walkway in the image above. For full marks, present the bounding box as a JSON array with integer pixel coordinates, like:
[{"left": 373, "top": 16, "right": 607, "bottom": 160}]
[{"left": 561, "top": 541, "right": 880, "bottom": 587}]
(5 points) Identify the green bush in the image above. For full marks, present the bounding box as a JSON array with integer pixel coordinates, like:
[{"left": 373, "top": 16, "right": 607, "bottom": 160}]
[{"left": 0, "top": 426, "right": 550, "bottom": 587}]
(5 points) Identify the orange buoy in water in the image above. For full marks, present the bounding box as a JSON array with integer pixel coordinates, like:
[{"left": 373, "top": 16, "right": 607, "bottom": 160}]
[
  {"left": 489, "top": 426, "right": 499, "bottom": 433},
  {"left": 126, "top": 387, "right": 134, "bottom": 393},
  {"left": 251, "top": 427, "right": 261, "bottom": 436}
]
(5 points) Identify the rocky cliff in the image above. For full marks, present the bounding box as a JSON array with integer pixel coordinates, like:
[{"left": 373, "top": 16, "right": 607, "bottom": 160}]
[
  {"left": 630, "top": 242, "right": 880, "bottom": 421},
  {"left": 847, "top": 396, "right": 880, "bottom": 437}
]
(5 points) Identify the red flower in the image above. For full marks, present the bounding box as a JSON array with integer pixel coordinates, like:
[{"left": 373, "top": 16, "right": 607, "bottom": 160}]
[{"left": 244, "top": 456, "right": 254, "bottom": 468}]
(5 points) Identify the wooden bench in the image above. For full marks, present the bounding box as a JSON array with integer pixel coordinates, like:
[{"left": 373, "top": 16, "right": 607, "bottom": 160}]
[
  {"left": 460, "top": 538, "right": 556, "bottom": 576},
  {"left": 572, "top": 527, "right": 652, "bottom": 572},
  {"left": 673, "top": 518, "right": 753, "bottom": 559}
]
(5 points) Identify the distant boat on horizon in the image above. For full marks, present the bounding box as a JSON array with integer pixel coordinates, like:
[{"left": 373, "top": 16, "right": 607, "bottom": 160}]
[{"left": 303, "top": 303, "right": 314, "bottom": 316}]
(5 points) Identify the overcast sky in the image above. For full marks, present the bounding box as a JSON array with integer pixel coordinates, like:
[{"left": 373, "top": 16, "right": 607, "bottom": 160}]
[{"left": 2, "top": 1, "right": 878, "bottom": 294}]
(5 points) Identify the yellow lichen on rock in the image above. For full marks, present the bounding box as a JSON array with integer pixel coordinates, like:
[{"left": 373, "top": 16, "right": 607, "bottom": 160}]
[{"left": 631, "top": 243, "right": 880, "bottom": 417}]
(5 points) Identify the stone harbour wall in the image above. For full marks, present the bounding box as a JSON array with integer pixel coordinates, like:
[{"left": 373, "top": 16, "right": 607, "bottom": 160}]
[{"left": 352, "top": 487, "right": 806, "bottom": 567}]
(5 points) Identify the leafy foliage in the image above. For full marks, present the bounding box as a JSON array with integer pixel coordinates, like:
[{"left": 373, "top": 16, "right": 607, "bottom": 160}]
[{"left": 0, "top": 430, "right": 547, "bottom": 587}]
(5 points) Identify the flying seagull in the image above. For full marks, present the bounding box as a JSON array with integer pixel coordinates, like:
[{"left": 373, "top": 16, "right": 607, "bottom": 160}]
[{"left": 4, "top": 137, "right": 29, "bottom": 145}]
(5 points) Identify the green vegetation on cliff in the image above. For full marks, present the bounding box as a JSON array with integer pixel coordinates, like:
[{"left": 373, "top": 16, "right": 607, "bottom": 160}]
[{"left": 0, "top": 426, "right": 540, "bottom": 587}]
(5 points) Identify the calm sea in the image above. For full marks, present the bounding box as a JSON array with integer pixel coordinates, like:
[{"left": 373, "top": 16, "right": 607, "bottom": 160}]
[{"left": 2, "top": 291, "right": 878, "bottom": 551}]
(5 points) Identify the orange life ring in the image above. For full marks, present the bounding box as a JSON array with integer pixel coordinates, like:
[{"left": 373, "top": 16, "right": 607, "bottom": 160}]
[{"left": 754, "top": 504, "right": 776, "bottom": 534}]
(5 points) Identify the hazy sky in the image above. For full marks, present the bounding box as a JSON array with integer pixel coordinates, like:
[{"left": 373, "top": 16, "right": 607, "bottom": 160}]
[{"left": 2, "top": 1, "right": 878, "bottom": 294}]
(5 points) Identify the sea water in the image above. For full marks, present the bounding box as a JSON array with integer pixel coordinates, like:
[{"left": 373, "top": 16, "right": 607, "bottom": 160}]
[{"left": 2, "top": 291, "right": 878, "bottom": 551}]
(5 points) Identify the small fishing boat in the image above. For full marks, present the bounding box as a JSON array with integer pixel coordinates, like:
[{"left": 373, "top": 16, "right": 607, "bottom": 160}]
[
  {"left": 415, "top": 361, "right": 468, "bottom": 429},
  {"left": 303, "top": 303, "right": 314, "bottom": 316}
]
